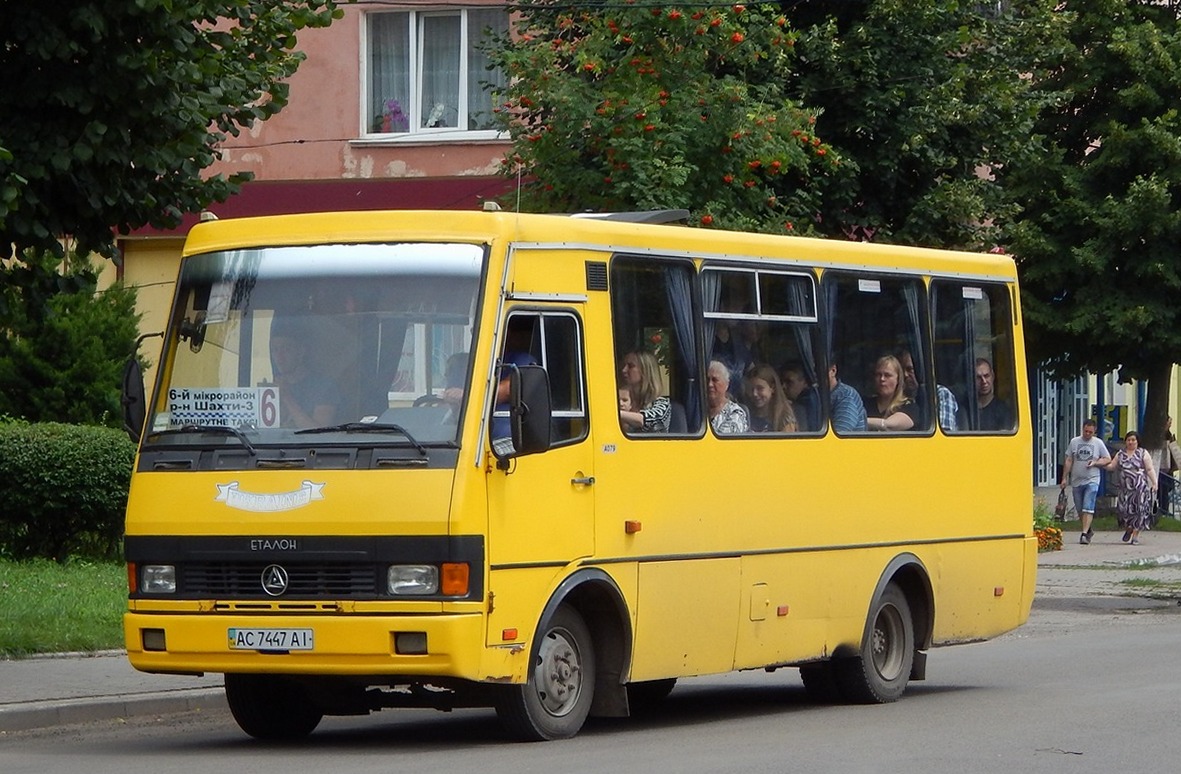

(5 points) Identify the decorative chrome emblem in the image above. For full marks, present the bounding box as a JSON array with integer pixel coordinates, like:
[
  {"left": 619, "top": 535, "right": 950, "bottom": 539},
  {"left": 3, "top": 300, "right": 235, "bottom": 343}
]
[{"left": 261, "top": 564, "right": 289, "bottom": 596}]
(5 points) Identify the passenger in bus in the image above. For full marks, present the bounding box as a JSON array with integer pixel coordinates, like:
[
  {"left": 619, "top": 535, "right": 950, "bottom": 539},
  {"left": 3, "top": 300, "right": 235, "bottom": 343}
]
[
  {"left": 619, "top": 350, "right": 671, "bottom": 433},
  {"left": 864, "top": 355, "right": 917, "bottom": 432},
  {"left": 974, "top": 358, "right": 1013, "bottom": 431},
  {"left": 744, "top": 363, "right": 797, "bottom": 433},
  {"left": 268, "top": 317, "right": 338, "bottom": 429},
  {"left": 897, "top": 349, "right": 958, "bottom": 432},
  {"left": 618, "top": 382, "right": 633, "bottom": 412},
  {"left": 827, "top": 362, "right": 867, "bottom": 432},
  {"left": 781, "top": 362, "right": 820, "bottom": 431},
  {"left": 711, "top": 321, "right": 754, "bottom": 395},
  {"left": 707, "top": 360, "right": 750, "bottom": 434}
]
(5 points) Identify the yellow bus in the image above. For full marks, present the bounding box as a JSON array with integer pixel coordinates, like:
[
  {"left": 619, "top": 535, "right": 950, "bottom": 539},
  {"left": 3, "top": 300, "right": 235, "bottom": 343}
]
[{"left": 121, "top": 208, "right": 1035, "bottom": 741}]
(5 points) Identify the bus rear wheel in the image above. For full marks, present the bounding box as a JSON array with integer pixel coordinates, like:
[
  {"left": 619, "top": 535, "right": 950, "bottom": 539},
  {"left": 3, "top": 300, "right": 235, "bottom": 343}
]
[
  {"left": 799, "top": 663, "right": 842, "bottom": 704},
  {"left": 835, "top": 583, "right": 914, "bottom": 704},
  {"left": 496, "top": 605, "right": 595, "bottom": 741},
  {"left": 224, "top": 673, "right": 323, "bottom": 740}
]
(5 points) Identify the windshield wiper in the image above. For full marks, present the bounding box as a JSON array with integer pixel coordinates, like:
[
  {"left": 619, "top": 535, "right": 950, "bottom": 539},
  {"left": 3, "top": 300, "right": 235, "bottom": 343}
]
[
  {"left": 294, "top": 422, "right": 428, "bottom": 456},
  {"left": 147, "top": 424, "right": 257, "bottom": 455}
]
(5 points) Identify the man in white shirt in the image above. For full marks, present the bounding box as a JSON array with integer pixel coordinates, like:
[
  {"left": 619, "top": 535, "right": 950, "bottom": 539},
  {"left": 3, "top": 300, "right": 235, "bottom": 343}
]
[{"left": 1060, "top": 418, "right": 1111, "bottom": 545}]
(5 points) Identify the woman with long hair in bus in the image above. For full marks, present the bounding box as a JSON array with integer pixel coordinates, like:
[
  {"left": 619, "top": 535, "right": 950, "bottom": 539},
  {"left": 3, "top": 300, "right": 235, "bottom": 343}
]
[
  {"left": 744, "top": 363, "right": 797, "bottom": 433},
  {"left": 1101, "top": 430, "right": 1158, "bottom": 545},
  {"left": 863, "top": 354, "right": 916, "bottom": 432},
  {"left": 619, "top": 349, "right": 670, "bottom": 432}
]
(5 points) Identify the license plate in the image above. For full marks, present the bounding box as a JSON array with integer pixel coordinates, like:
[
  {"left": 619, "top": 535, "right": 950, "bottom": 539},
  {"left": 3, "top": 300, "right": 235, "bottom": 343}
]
[{"left": 228, "top": 627, "right": 314, "bottom": 651}]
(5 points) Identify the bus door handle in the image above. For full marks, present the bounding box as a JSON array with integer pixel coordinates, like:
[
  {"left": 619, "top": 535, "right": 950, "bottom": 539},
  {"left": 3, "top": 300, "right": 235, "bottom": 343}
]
[{"left": 571, "top": 475, "right": 595, "bottom": 487}]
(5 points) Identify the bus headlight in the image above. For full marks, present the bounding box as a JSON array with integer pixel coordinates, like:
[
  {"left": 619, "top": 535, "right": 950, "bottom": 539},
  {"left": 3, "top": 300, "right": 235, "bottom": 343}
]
[
  {"left": 141, "top": 565, "right": 177, "bottom": 594},
  {"left": 387, "top": 565, "right": 438, "bottom": 595}
]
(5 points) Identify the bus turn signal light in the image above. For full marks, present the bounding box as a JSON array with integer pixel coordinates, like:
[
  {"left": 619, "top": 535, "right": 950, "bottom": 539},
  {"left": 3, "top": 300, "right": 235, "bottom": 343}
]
[{"left": 441, "top": 563, "right": 469, "bottom": 596}]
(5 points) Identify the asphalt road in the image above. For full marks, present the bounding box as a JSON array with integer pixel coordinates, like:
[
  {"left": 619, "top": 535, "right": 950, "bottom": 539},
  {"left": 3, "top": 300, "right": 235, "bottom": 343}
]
[
  {"left": 3, "top": 589, "right": 1181, "bottom": 774},
  {"left": 4, "top": 526, "right": 1180, "bottom": 773}
]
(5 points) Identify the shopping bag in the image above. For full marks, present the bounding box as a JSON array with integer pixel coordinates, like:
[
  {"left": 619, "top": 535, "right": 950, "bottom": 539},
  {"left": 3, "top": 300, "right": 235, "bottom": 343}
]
[{"left": 1054, "top": 489, "right": 1068, "bottom": 519}]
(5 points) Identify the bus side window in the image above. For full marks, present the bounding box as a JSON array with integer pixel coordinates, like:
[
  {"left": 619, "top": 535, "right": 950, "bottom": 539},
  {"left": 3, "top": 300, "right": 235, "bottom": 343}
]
[
  {"left": 494, "top": 311, "right": 588, "bottom": 449},
  {"left": 703, "top": 266, "right": 823, "bottom": 435},
  {"left": 824, "top": 273, "right": 932, "bottom": 434},
  {"left": 610, "top": 256, "right": 703, "bottom": 436},
  {"left": 932, "top": 281, "right": 1017, "bottom": 434}
]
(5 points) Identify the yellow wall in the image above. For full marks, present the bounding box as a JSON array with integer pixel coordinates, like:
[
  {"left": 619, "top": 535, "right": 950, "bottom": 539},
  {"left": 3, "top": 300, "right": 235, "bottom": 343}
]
[{"left": 119, "top": 237, "right": 185, "bottom": 390}]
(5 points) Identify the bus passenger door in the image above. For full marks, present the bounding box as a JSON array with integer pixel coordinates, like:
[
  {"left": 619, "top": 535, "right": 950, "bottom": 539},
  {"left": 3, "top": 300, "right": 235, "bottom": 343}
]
[{"left": 485, "top": 309, "right": 595, "bottom": 634}]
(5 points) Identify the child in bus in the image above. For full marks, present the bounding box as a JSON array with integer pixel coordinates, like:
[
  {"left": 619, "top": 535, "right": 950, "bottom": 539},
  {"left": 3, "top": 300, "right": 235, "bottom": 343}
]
[
  {"left": 618, "top": 383, "right": 633, "bottom": 413},
  {"left": 744, "top": 363, "right": 797, "bottom": 433}
]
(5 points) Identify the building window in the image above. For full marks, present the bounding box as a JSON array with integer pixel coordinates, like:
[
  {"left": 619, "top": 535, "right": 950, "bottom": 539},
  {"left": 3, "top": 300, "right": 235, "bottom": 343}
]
[{"left": 366, "top": 8, "right": 508, "bottom": 137}]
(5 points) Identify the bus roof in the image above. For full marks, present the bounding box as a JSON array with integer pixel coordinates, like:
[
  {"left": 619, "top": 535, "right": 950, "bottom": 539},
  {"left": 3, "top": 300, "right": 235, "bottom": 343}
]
[{"left": 182, "top": 209, "right": 1018, "bottom": 280}]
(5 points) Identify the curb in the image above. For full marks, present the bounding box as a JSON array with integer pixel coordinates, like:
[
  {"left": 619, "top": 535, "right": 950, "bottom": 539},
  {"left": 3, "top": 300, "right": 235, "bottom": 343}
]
[{"left": 0, "top": 688, "right": 226, "bottom": 734}]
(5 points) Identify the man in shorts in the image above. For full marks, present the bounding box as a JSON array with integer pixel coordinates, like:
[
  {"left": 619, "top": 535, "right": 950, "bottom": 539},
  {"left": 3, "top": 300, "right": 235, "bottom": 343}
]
[{"left": 1060, "top": 418, "right": 1111, "bottom": 545}]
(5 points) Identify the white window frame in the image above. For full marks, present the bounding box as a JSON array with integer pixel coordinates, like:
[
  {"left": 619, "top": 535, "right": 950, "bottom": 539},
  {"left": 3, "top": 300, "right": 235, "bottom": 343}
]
[{"left": 358, "top": 7, "right": 509, "bottom": 144}]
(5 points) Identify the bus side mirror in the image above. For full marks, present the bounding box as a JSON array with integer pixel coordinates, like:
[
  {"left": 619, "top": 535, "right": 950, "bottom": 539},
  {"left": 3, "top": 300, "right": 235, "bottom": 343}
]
[
  {"left": 510, "top": 364, "right": 551, "bottom": 458},
  {"left": 121, "top": 331, "right": 163, "bottom": 443},
  {"left": 121, "top": 357, "right": 147, "bottom": 442}
]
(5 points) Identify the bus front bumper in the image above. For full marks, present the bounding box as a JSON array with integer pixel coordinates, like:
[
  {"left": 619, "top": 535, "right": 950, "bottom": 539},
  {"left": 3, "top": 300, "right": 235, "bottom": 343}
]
[{"left": 124, "top": 611, "right": 507, "bottom": 679}]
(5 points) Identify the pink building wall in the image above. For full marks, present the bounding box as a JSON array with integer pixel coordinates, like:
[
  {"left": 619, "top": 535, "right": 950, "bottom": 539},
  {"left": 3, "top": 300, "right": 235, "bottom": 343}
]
[{"left": 207, "top": 1, "right": 511, "bottom": 183}]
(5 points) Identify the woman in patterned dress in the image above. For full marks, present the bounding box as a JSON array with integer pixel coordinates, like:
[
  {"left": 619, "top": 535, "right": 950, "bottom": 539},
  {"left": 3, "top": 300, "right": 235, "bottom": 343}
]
[{"left": 1102, "top": 431, "right": 1157, "bottom": 545}]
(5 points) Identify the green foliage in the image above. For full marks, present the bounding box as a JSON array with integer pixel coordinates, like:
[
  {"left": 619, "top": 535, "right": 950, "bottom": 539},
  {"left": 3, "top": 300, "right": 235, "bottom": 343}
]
[
  {"left": 0, "top": 420, "right": 135, "bottom": 563},
  {"left": 1002, "top": 0, "right": 1181, "bottom": 382},
  {"left": 1033, "top": 498, "right": 1056, "bottom": 531},
  {"left": 487, "top": 1, "right": 1053, "bottom": 249},
  {"left": 0, "top": 559, "right": 126, "bottom": 657},
  {"left": 0, "top": 1, "right": 342, "bottom": 260},
  {"left": 486, "top": 2, "right": 844, "bottom": 233},
  {"left": 0, "top": 250, "right": 142, "bottom": 427},
  {"left": 788, "top": 0, "right": 1058, "bottom": 248}
]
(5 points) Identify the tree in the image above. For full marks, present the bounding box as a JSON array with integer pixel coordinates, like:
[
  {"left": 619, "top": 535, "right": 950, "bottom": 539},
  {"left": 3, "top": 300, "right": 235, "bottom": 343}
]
[
  {"left": 0, "top": 1, "right": 341, "bottom": 260},
  {"left": 787, "top": 0, "right": 1056, "bottom": 249},
  {"left": 0, "top": 250, "right": 142, "bottom": 427},
  {"left": 486, "top": 1, "right": 1053, "bottom": 249},
  {"left": 1000, "top": 0, "right": 1181, "bottom": 446},
  {"left": 486, "top": 2, "right": 845, "bottom": 234}
]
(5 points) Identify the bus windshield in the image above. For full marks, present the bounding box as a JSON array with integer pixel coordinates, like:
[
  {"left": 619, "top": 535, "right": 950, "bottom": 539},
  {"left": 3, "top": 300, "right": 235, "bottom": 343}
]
[{"left": 149, "top": 241, "right": 484, "bottom": 447}]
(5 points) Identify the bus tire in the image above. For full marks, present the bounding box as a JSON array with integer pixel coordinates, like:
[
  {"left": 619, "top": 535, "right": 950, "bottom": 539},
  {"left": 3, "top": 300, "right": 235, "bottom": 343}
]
[
  {"left": 496, "top": 605, "right": 595, "bottom": 741},
  {"left": 225, "top": 673, "right": 323, "bottom": 740},
  {"left": 835, "top": 583, "right": 914, "bottom": 704},
  {"left": 799, "top": 663, "right": 842, "bottom": 704}
]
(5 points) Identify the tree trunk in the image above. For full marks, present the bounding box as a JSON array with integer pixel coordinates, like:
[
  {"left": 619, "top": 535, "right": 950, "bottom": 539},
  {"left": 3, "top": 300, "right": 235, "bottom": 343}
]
[{"left": 1142, "top": 362, "right": 1174, "bottom": 449}]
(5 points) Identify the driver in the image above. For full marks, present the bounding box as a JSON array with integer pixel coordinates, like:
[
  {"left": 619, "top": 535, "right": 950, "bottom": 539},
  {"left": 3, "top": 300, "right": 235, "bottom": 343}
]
[{"left": 269, "top": 317, "right": 338, "bottom": 429}]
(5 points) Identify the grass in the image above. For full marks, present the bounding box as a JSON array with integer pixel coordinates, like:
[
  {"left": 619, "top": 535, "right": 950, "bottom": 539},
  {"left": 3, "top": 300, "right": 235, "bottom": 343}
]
[
  {"left": 1120, "top": 578, "right": 1181, "bottom": 593},
  {"left": 0, "top": 559, "right": 126, "bottom": 658}
]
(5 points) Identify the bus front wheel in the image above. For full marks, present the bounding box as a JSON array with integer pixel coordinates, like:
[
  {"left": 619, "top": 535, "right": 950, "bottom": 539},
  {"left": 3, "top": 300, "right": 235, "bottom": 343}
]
[
  {"left": 224, "top": 673, "right": 323, "bottom": 740},
  {"left": 496, "top": 605, "right": 596, "bottom": 741},
  {"left": 835, "top": 583, "right": 914, "bottom": 704}
]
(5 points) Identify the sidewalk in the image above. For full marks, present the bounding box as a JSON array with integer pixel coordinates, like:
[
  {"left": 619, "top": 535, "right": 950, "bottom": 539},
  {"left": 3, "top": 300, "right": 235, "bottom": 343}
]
[
  {"left": 4, "top": 528, "right": 1181, "bottom": 735},
  {"left": 0, "top": 650, "right": 224, "bottom": 733}
]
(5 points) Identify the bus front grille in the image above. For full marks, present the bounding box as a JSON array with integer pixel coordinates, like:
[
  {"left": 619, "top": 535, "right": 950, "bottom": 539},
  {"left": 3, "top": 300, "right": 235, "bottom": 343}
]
[{"left": 181, "top": 563, "right": 379, "bottom": 597}]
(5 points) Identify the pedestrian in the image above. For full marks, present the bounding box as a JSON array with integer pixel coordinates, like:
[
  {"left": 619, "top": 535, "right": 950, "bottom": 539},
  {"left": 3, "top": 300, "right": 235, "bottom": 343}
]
[
  {"left": 1060, "top": 418, "right": 1111, "bottom": 545},
  {"left": 1101, "top": 430, "right": 1157, "bottom": 545}
]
